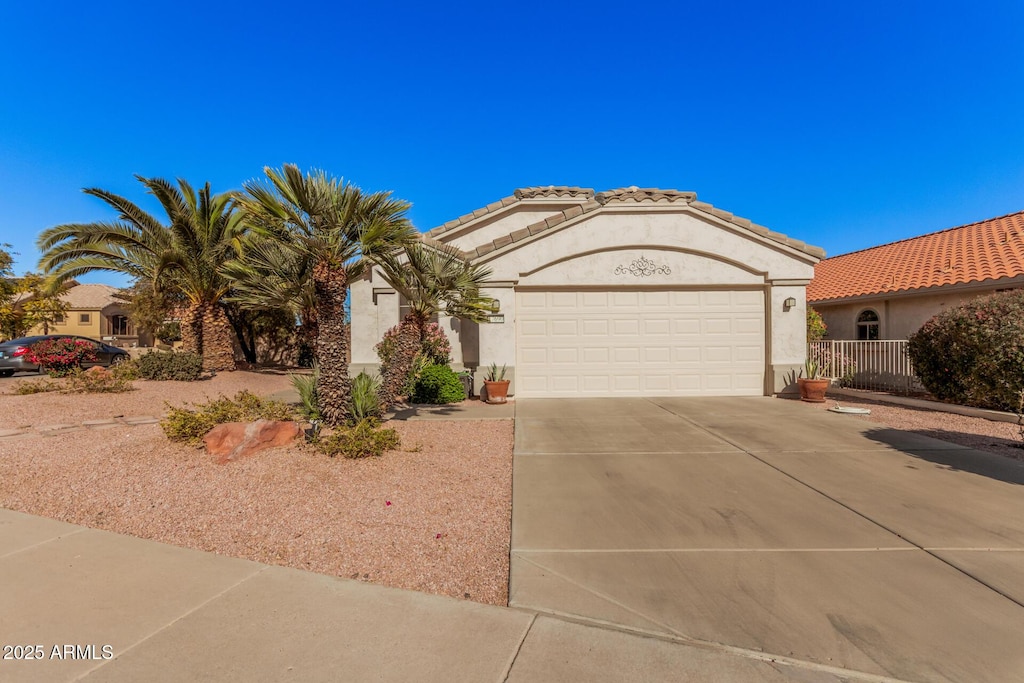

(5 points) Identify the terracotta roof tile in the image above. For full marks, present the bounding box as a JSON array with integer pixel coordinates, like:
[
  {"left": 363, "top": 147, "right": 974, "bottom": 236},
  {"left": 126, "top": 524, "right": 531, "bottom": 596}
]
[
  {"left": 808, "top": 210, "right": 1024, "bottom": 303},
  {"left": 514, "top": 186, "right": 595, "bottom": 200}
]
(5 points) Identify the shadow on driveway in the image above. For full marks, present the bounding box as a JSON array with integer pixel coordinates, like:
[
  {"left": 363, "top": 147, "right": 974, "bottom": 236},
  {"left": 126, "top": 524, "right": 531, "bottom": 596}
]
[{"left": 860, "top": 427, "right": 1024, "bottom": 485}]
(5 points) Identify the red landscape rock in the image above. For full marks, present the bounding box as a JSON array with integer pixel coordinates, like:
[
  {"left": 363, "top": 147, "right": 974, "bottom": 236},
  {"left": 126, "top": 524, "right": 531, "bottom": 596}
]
[{"left": 203, "top": 420, "right": 302, "bottom": 464}]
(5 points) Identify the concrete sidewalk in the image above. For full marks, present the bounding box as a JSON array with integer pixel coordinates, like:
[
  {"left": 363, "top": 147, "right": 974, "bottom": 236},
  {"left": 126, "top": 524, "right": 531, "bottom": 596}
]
[{"left": 1, "top": 509, "right": 848, "bottom": 682}]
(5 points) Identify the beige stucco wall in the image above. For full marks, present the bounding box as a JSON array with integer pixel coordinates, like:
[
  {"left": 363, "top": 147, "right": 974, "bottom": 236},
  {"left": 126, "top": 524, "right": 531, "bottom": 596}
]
[
  {"left": 30, "top": 309, "right": 101, "bottom": 338},
  {"left": 813, "top": 283, "right": 1015, "bottom": 341},
  {"left": 350, "top": 204, "right": 818, "bottom": 395}
]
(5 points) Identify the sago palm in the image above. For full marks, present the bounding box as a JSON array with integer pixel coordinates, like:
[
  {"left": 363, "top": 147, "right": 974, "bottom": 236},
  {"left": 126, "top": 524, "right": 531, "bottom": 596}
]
[
  {"left": 37, "top": 176, "right": 245, "bottom": 371},
  {"left": 375, "top": 241, "right": 494, "bottom": 407},
  {"left": 238, "top": 165, "right": 415, "bottom": 426}
]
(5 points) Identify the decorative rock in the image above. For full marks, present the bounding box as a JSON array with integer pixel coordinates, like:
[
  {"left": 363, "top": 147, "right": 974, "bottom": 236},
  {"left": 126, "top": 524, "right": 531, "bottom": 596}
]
[
  {"left": 85, "top": 366, "right": 110, "bottom": 376},
  {"left": 203, "top": 420, "right": 302, "bottom": 464}
]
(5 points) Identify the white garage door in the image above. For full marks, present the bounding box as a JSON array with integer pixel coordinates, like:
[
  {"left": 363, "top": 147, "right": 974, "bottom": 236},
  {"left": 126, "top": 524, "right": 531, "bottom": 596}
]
[{"left": 515, "top": 289, "right": 765, "bottom": 397}]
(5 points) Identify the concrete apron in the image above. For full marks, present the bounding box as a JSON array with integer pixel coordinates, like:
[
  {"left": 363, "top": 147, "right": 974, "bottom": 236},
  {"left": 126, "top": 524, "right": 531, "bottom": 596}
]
[{"left": 511, "top": 397, "right": 1024, "bottom": 683}]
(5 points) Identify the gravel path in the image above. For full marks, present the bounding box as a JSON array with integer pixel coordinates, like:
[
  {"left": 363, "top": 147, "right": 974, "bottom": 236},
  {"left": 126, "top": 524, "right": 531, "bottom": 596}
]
[{"left": 0, "top": 372, "right": 513, "bottom": 606}]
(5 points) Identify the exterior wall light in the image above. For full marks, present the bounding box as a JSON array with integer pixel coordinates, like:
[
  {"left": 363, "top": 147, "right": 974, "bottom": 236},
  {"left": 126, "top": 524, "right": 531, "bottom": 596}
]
[{"left": 784, "top": 297, "right": 797, "bottom": 310}]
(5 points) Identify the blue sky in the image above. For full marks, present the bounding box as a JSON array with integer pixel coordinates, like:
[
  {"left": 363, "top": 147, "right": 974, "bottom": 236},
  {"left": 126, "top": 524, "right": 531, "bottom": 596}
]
[{"left": 2, "top": 1, "right": 1022, "bottom": 286}]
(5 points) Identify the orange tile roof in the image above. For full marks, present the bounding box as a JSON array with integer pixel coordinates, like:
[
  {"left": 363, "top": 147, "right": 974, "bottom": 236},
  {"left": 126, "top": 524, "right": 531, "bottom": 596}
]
[{"left": 808, "top": 210, "right": 1024, "bottom": 303}]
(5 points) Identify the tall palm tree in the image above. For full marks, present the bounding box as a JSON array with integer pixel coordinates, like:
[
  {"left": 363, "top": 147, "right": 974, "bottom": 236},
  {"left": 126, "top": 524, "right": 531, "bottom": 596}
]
[
  {"left": 238, "top": 165, "right": 416, "bottom": 426},
  {"left": 375, "top": 242, "right": 494, "bottom": 407},
  {"left": 37, "top": 176, "right": 244, "bottom": 371}
]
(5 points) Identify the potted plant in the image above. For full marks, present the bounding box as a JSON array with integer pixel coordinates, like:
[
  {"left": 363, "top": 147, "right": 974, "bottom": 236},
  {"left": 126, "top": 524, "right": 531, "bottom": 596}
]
[
  {"left": 797, "top": 357, "right": 830, "bottom": 403},
  {"left": 483, "top": 363, "right": 510, "bottom": 404}
]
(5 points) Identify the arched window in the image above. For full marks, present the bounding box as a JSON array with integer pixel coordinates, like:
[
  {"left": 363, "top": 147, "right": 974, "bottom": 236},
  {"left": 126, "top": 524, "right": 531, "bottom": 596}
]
[{"left": 856, "top": 309, "right": 879, "bottom": 340}]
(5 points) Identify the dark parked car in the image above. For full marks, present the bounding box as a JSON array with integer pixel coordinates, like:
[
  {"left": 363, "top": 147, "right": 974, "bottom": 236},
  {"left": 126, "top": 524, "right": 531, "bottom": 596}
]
[{"left": 0, "top": 335, "right": 130, "bottom": 377}]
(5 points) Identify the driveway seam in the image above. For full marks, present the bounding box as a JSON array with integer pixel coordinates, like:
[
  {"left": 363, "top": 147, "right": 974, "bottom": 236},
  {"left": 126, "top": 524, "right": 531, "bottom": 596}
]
[
  {"left": 498, "top": 611, "right": 536, "bottom": 683},
  {"left": 651, "top": 398, "right": 1024, "bottom": 611},
  {"left": 0, "top": 528, "right": 88, "bottom": 559},
  {"left": 511, "top": 553, "right": 916, "bottom": 683}
]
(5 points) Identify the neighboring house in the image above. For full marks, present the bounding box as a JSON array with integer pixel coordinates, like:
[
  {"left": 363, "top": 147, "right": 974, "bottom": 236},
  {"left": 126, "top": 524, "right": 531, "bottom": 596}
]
[
  {"left": 808, "top": 209, "right": 1024, "bottom": 340},
  {"left": 28, "top": 283, "right": 146, "bottom": 347},
  {"left": 351, "top": 186, "right": 823, "bottom": 398}
]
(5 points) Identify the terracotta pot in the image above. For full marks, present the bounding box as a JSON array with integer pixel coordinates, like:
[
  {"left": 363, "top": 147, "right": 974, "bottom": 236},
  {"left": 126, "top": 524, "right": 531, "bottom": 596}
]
[
  {"left": 798, "top": 377, "right": 830, "bottom": 403},
  {"left": 483, "top": 379, "right": 510, "bottom": 404}
]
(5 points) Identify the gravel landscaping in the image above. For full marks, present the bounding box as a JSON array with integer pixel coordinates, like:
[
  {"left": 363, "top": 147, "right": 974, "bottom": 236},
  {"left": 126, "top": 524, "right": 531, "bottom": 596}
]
[
  {"left": 0, "top": 371, "right": 513, "bottom": 606},
  {"left": 802, "top": 390, "right": 1024, "bottom": 460}
]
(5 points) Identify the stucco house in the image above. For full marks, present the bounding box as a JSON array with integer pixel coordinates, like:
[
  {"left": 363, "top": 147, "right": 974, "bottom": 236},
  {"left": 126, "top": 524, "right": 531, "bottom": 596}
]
[
  {"left": 808, "top": 209, "right": 1024, "bottom": 340},
  {"left": 351, "top": 186, "right": 823, "bottom": 398},
  {"left": 28, "top": 283, "right": 144, "bottom": 347}
]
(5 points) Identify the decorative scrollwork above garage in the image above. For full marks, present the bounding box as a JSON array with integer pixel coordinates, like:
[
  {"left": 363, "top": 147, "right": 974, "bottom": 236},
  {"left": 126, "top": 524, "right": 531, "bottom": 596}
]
[{"left": 614, "top": 256, "right": 671, "bottom": 277}]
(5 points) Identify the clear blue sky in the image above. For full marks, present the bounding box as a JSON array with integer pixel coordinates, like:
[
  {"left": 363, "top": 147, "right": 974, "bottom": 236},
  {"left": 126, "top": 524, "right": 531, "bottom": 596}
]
[{"left": 2, "top": 1, "right": 1022, "bottom": 287}]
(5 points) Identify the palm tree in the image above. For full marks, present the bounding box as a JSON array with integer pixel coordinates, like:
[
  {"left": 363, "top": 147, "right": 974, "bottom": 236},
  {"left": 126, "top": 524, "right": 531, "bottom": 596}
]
[
  {"left": 221, "top": 234, "right": 319, "bottom": 362},
  {"left": 375, "top": 241, "right": 494, "bottom": 407},
  {"left": 238, "top": 165, "right": 415, "bottom": 426},
  {"left": 36, "top": 176, "right": 244, "bottom": 371}
]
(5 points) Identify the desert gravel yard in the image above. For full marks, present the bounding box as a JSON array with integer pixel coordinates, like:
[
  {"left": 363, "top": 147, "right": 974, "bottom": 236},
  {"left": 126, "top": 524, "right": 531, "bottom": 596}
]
[
  {"left": 803, "top": 390, "right": 1024, "bottom": 459},
  {"left": 0, "top": 372, "right": 513, "bottom": 606}
]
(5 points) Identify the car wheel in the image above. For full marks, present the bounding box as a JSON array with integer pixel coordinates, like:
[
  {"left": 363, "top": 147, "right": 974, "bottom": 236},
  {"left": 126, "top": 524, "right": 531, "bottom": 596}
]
[
  {"left": 111, "top": 354, "right": 128, "bottom": 366},
  {"left": 0, "top": 370, "right": 13, "bottom": 378}
]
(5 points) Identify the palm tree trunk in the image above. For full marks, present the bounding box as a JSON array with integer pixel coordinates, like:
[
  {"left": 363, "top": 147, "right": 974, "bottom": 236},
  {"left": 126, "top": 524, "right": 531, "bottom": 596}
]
[
  {"left": 201, "top": 303, "right": 236, "bottom": 372},
  {"left": 180, "top": 304, "right": 204, "bottom": 355},
  {"left": 380, "top": 313, "right": 425, "bottom": 408},
  {"left": 314, "top": 262, "right": 351, "bottom": 426}
]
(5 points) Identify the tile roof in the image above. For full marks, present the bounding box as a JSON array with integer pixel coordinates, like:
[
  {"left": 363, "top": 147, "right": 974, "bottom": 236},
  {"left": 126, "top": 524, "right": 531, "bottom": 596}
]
[
  {"left": 807, "top": 210, "right": 1024, "bottom": 303},
  {"left": 461, "top": 186, "right": 824, "bottom": 261},
  {"left": 60, "top": 283, "right": 122, "bottom": 309},
  {"left": 425, "top": 186, "right": 592, "bottom": 239}
]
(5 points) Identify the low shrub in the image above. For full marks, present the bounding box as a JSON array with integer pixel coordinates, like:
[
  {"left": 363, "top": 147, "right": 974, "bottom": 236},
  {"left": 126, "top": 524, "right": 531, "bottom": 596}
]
[
  {"left": 351, "top": 371, "right": 383, "bottom": 421},
  {"left": 161, "top": 390, "right": 294, "bottom": 444},
  {"left": 14, "top": 378, "right": 60, "bottom": 395},
  {"left": 411, "top": 364, "right": 465, "bottom": 404},
  {"left": 63, "top": 367, "right": 134, "bottom": 394},
  {"left": 907, "top": 290, "right": 1024, "bottom": 411},
  {"left": 137, "top": 351, "right": 204, "bottom": 381},
  {"left": 315, "top": 418, "right": 400, "bottom": 458},
  {"left": 25, "top": 338, "right": 97, "bottom": 377},
  {"left": 112, "top": 357, "right": 140, "bottom": 380}
]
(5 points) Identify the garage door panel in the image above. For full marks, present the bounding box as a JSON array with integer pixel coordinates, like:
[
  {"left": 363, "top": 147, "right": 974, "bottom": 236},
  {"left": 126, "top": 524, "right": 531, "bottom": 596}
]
[{"left": 516, "top": 290, "right": 764, "bottom": 397}]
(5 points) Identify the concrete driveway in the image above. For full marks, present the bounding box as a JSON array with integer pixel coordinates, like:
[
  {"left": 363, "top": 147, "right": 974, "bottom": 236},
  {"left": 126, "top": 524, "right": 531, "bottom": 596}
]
[{"left": 511, "top": 397, "right": 1024, "bottom": 683}]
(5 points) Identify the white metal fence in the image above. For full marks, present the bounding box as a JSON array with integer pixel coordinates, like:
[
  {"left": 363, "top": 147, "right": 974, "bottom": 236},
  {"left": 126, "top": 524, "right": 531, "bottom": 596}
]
[{"left": 808, "top": 340, "right": 924, "bottom": 394}]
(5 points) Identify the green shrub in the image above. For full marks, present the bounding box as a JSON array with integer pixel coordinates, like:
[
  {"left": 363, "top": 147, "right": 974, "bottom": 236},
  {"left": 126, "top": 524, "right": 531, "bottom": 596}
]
[
  {"left": 112, "top": 357, "right": 140, "bottom": 381},
  {"left": 63, "top": 368, "right": 135, "bottom": 394},
  {"left": 351, "top": 371, "right": 383, "bottom": 421},
  {"left": 315, "top": 418, "right": 400, "bottom": 458},
  {"left": 161, "top": 390, "right": 294, "bottom": 444},
  {"left": 155, "top": 321, "right": 182, "bottom": 344},
  {"left": 411, "top": 364, "right": 465, "bottom": 404},
  {"left": 14, "top": 378, "right": 60, "bottom": 395},
  {"left": 137, "top": 351, "right": 204, "bottom": 381},
  {"left": 807, "top": 307, "right": 827, "bottom": 342},
  {"left": 25, "top": 338, "right": 98, "bottom": 377},
  {"left": 290, "top": 366, "right": 321, "bottom": 422},
  {"left": 907, "top": 290, "right": 1024, "bottom": 411}
]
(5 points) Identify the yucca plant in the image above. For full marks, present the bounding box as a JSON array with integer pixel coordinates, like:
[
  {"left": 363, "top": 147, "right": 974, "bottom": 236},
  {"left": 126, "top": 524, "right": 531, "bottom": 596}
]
[
  {"left": 351, "top": 371, "right": 383, "bottom": 422},
  {"left": 290, "top": 366, "right": 322, "bottom": 423}
]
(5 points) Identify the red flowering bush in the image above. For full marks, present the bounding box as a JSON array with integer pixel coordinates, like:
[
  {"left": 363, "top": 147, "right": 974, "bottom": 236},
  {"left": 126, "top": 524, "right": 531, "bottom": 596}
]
[
  {"left": 25, "top": 338, "right": 98, "bottom": 377},
  {"left": 907, "top": 290, "right": 1024, "bottom": 410}
]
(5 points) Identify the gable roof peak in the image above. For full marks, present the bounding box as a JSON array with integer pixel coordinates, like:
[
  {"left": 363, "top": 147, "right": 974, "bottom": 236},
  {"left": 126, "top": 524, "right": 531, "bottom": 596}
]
[
  {"left": 596, "top": 187, "right": 698, "bottom": 204},
  {"left": 514, "top": 186, "right": 594, "bottom": 200}
]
